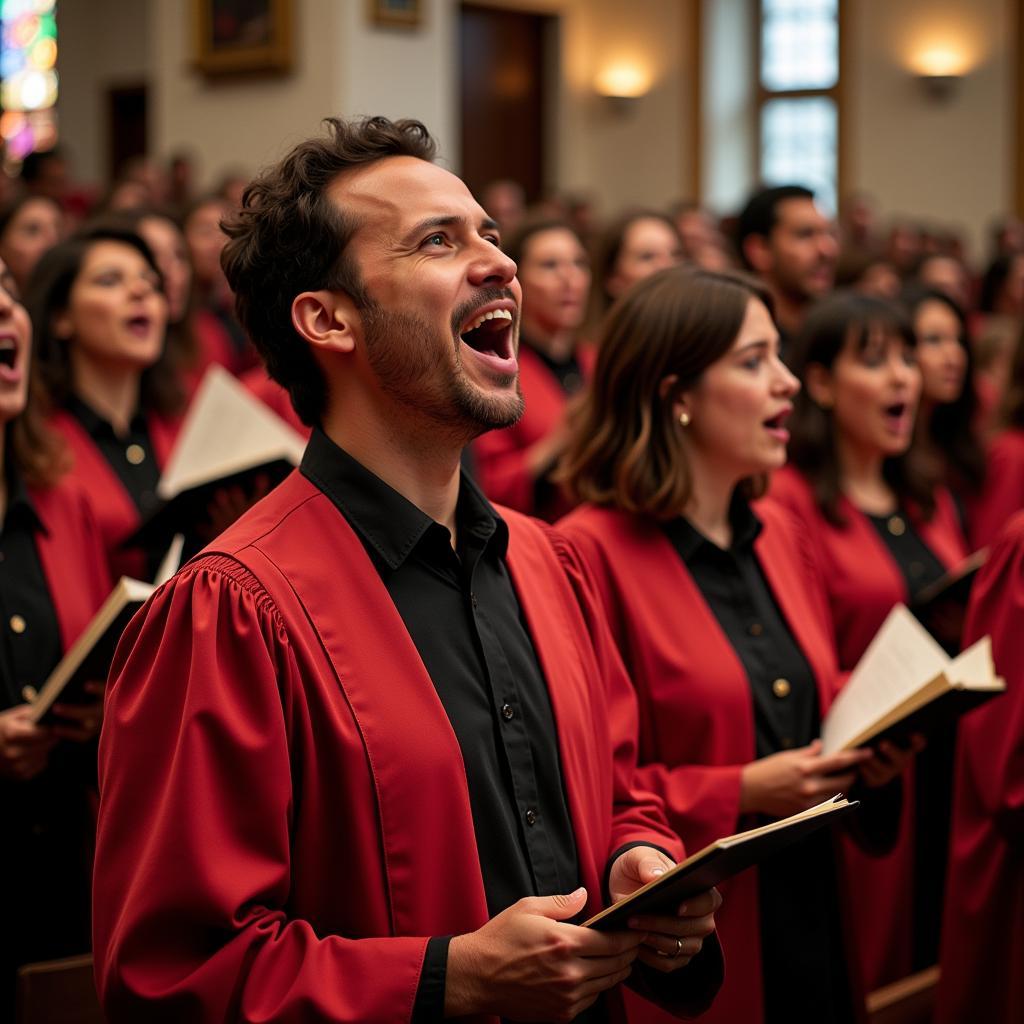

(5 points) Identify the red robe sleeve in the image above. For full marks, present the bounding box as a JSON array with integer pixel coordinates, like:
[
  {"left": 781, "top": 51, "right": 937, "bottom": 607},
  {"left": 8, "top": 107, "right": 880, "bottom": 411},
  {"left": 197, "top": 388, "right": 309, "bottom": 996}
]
[
  {"left": 968, "top": 428, "right": 1024, "bottom": 550},
  {"left": 94, "top": 560, "right": 430, "bottom": 1023}
]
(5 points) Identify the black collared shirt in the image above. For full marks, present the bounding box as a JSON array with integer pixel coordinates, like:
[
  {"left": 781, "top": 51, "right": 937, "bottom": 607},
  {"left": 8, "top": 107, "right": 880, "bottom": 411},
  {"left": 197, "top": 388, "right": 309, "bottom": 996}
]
[
  {"left": 865, "top": 509, "right": 947, "bottom": 601},
  {"left": 662, "top": 499, "right": 817, "bottom": 756},
  {"left": 527, "top": 340, "right": 585, "bottom": 397},
  {"left": 65, "top": 395, "right": 161, "bottom": 520},
  {"left": 662, "top": 499, "right": 854, "bottom": 1023},
  {"left": 300, "top": 428, "right": 584, "bottom": 1021},
  {"left": 0, "top": 468, "right": 62, "bottom": 709}
]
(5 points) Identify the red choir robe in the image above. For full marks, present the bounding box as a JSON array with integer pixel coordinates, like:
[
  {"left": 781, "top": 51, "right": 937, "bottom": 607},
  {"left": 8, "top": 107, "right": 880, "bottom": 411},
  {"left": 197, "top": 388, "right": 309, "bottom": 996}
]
[
  {"left": 559, "top": 499, "right": 865, "bottom": 1024},
  {"left": 240, "top": 364, "right": 309, "bottom": 436},
  {"left": 473, "top": 344, "right": 594, "bottom": 519},
  {"left": 49, "top": 408, "right": 180, "bottom": 581},
  {"left": 3, "top": 474, "right": 111, "bottom": 988},
  {"left": 968, "top": 427, "right": 1024, "bottom": 549},
  {"left": 93, "top": 470, "right": 723, "bottom": 1024},
  {"left": 936, "top": 511, "right": 1024, "bottom": 1024},
  {"left": 767, "top": 465, "right": 967, "bottom": 990}
]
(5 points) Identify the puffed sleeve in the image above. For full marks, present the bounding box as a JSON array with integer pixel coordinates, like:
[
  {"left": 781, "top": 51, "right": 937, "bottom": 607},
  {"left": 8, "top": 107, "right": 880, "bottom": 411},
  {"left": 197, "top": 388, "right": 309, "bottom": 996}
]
[{"left": 93, "top": 555, "right": 431, "bottom": 1023}]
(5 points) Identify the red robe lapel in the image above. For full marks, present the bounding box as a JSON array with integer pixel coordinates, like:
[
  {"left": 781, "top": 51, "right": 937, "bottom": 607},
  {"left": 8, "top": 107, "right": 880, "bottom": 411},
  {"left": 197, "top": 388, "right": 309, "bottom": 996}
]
[{"left": 29, "top": 477, "right": 113, "bottom": 650}]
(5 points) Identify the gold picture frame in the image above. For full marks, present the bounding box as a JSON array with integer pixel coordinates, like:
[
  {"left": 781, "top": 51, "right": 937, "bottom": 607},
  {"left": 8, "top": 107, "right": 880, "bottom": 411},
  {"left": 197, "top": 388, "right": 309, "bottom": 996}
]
[
  {"left": 369, "top": 0, "right": 422, "bottom": 29},
  {"left": 193, "top": 0, "right": 293, "bottom": 76}
]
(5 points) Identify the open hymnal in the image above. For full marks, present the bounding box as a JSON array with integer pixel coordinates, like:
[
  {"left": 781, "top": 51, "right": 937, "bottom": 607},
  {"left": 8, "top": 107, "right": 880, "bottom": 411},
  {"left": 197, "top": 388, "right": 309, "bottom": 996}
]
[
  {"left": 585, "top": 795, "right": 858, "bottom": 930},
  {"left": 26, "top": 537, "right": 184, "bottom": 725},
  {"left": 820, "top": 604, "right": 1005, "bottom": 754},
  {"left": 131, "top": 365, "right": 306, "bottom": 550}
]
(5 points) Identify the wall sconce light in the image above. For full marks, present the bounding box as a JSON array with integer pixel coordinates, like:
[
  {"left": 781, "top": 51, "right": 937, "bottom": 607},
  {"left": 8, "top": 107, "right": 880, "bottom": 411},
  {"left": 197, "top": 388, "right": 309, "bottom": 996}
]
[
  {"left": 909, "top": 46, "right": 970, "bottom": 102},
  {"left": 594, "top": 63, "right": 650, "bottom": 113}
]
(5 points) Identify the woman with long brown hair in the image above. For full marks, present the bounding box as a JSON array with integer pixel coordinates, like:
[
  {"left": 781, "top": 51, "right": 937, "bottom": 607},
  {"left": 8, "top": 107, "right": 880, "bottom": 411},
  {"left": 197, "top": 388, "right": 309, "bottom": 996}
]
[
  {"left": 27, "top": 225, "right": 183, "bottom": 579},
  {"left": 558, "top": 266, "right": 908, "bottom": 1023}
]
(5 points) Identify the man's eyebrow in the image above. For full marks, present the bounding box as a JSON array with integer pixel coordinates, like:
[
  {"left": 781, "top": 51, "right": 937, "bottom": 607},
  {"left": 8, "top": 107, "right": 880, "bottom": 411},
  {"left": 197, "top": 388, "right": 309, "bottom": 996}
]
[{"left": 400, "top": 214, "right": 500, "bottom": 246}]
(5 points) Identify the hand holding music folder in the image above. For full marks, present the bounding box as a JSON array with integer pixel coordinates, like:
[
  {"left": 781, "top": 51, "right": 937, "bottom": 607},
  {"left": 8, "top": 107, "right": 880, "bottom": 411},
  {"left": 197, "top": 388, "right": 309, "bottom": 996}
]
[
  {"left": 820, "top": 604, "right": 1006, "bottom": 754},
  {"left": 585, "top": 795, "right": 858, "bottom": 931}
]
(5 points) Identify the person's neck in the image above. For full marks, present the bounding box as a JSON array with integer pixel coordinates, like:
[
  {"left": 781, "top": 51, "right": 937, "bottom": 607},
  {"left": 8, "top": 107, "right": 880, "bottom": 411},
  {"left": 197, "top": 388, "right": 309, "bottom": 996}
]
[
  {"left": 520, "top": 317, "right": 577, "bottom": 364},
  {"left": 320, "top": 397, "right": 464, "bottom": 543},
  {"left": 836, "top": 435, "right": 894, "bottom": 514},
  {"left": 767, "top": 287, "right": 807, "bottom": 340},
  {"left": 71, "top": 356, "right": 142, "bottom": 438},
  {"left": 681, "top": 456, "right": 740, "bottom": 549}
]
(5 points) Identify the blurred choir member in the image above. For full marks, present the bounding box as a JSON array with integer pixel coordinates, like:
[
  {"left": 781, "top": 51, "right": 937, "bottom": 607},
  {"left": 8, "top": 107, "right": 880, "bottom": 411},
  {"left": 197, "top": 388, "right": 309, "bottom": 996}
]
[
  {"left": 769, "top": 293, "right": 967, "bottom": 987},
  {"left": 473, "top": 220, "right": 591, "bottom": 519},
  {"left": 480, "top": 178, "right": 526, "bottom": 236},
  {"left": 937, "top": 511, "right": 1024, "bottom": 1024},
  {"left": 0, "top": 255, "right": 111, "bottom": 1008},
  {"left": 558, "top": 267, "right": 908, "bottom": 1023},
  {"left": 0, "top": 195, "right": 64, "bottom": 295},
  {"left": 27, "top": 227, "right": 182, "bottom": 580},
  {"left": 912, "top": 254, "right": 972, "bottom": 314},
  {"left": 184, "top": 194, "right": 258, "bottom": 377},
  {"left": 902, "top": 287, "right": 986, "bottom": 535},
  {"left": 970, "top": 325, "right": 1024, "bottom": 548},
  {"left": 736, "top": 185, "right": 838, "bottom": 347},
  {"left": 669, "top": 200, "right": 733, "bottom": 270},
  {"left": 592, "top": 210, "right": 684, "bottom": 318}
]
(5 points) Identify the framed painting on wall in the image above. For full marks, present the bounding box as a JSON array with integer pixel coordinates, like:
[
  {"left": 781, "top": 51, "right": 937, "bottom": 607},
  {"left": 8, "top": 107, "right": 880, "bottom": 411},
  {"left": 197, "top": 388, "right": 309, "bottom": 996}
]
[
  {"left": 193, "top": 0, "right": 293, "bottom": 76},
  {"left": 369, "top": 0, "right": 422, "bottom": 29}
]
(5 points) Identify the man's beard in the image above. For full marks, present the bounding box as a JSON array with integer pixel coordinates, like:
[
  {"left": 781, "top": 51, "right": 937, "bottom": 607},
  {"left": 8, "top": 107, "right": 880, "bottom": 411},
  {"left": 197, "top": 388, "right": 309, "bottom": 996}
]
[{"left": 360, "top": 295, "right": 524, "bottom": 440}]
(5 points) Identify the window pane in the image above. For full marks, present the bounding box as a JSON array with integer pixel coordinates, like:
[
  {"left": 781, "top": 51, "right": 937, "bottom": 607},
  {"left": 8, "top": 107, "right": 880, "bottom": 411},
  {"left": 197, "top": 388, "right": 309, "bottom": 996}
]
[
  {"left": 761, "top": 0, "right": 838, "bottom": 92},
  {"left": 760, "top": 96, "right": 837, "bottom": 212}
]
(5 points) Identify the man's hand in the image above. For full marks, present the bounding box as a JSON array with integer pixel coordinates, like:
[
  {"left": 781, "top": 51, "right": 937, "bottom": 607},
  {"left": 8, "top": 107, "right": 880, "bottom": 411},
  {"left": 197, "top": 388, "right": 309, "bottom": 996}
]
[
  {"left": 608, "top": 846, "right": 721, "bottom": 973},
  {"left": 445, "top": 887, "right": 644, "bottom": 1022},
  {"left": 859, "top": 735, "right": 925, "bottom": 788},
  {"left": 739, "top": 740, "right": 872, "bottom": 817},
  {"left": 0, "top": 704, "right": 56, "bottom": 780}
]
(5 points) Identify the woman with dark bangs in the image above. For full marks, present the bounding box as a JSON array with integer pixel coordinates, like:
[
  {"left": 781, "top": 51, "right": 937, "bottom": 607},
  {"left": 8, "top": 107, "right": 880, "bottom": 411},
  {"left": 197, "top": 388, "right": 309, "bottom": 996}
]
[
  {"left": 472, "top": 219, "right": 593, "bottom": 519},
  {"left": 558, "top": 267, "right": 910, "bottom": 1024},
  {"left": 970, "top": 322, "right": 1024, "bottom": 548},
  {"left": 0, "top": 253, "right": 111, "bottom": 1009},
  {"left": 901, "top": 286, "right": 986, "bottom": 535},
  {"left": 27, "top": 226, "right": 184, "bottom": 580},
  {"left": 768, "top": 292, "right": 968, "bottom": 989}
]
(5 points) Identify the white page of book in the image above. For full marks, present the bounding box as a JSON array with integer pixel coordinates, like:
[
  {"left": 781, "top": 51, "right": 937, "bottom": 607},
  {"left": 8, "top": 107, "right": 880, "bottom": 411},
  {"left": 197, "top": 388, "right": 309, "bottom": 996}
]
[
  {"left": 158, "top": 365, "right": 306, "bottom": 500},
  {"left": 821, "top": 605, "right": 948, "bottom": 753},
  {"left": 948, "top": 635, "right": 1000, "bottom": 688}
]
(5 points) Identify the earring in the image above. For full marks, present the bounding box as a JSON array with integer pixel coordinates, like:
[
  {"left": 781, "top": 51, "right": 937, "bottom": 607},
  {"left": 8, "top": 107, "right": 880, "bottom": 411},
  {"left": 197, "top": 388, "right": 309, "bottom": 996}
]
[{"left": 679, "top": 411, "right": 691, "bottom": 427}]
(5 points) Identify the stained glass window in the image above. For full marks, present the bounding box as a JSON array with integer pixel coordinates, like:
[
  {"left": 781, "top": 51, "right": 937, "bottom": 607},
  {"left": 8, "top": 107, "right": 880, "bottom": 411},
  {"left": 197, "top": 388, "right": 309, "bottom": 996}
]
[{"left": 0, "top": 0, "right": 58, "bottom": 164}]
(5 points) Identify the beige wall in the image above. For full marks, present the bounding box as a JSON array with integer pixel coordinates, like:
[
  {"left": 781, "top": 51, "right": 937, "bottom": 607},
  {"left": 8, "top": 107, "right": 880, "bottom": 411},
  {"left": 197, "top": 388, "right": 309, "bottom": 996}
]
[
  {"left": 149, "top": 0, "right": 340, "bottom": 189},
  {"left": 57, "top": 0, "right": 151, "bottom": 187},
  {"left": 845, "top": 0, "right": 1015, "bottom": 260}
]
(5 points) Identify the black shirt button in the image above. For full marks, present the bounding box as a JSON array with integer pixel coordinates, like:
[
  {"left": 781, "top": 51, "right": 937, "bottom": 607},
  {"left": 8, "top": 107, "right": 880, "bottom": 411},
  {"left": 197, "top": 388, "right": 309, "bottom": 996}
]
[
  {"left": 748, "top": 622, "right": 764, "bottom": 637},
  {"left": 772, "top": 678, "right": 791, "bottom": 698},
  {"left": 525, "top": 808, "right": 537, "bottom": 826},
  {"left": 126, "top": 444, "right": 146, "bottom": 465},
  {"left": 501, "top": 703, "right": 515, "bottom": 721}
]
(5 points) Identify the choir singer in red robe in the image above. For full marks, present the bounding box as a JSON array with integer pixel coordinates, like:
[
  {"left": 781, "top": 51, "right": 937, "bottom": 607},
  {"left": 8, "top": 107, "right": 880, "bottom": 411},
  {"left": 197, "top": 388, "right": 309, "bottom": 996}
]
[
  {"left": 937, "top": 511, "right": 1024, "bottom": 1024},
  {"left": 557, "top": 267, "right": 912, "bottom": 1024},
  {"left": 92, "top": 116, "right": 724, "bottom": 1023}
]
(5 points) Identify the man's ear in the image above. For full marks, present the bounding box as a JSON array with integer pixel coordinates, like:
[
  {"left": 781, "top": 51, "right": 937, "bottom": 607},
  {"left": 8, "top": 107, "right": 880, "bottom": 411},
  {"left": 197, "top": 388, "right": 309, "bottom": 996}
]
[
  {"left": 743, "top": 234, "right": 773, "bottom": 275},
  {"left": 803, "top": 362, "right": 834, "bottom": 409},
  {"left": 291, "top": 290, "right": 360, "bottom": 354}
]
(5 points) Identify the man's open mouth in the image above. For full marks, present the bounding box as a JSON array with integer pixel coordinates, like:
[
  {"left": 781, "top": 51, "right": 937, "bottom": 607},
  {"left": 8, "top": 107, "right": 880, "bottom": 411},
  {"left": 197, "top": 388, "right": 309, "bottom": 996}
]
[{"left": 459, "top": 307, "right": 515, "bottom": 360}]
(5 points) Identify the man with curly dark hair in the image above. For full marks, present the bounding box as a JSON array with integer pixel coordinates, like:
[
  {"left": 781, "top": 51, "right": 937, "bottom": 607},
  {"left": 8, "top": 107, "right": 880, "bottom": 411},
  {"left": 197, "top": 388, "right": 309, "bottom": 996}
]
[{"left": 92, "top": 116, "right": 723, "bottom": 1023}]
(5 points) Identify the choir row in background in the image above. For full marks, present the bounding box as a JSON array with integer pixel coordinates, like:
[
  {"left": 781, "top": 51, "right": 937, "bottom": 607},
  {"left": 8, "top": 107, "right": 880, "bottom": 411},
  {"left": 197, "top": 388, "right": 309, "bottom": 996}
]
[{"left": 0, "top": 160, "right": 1022, "bottom": 1022}]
